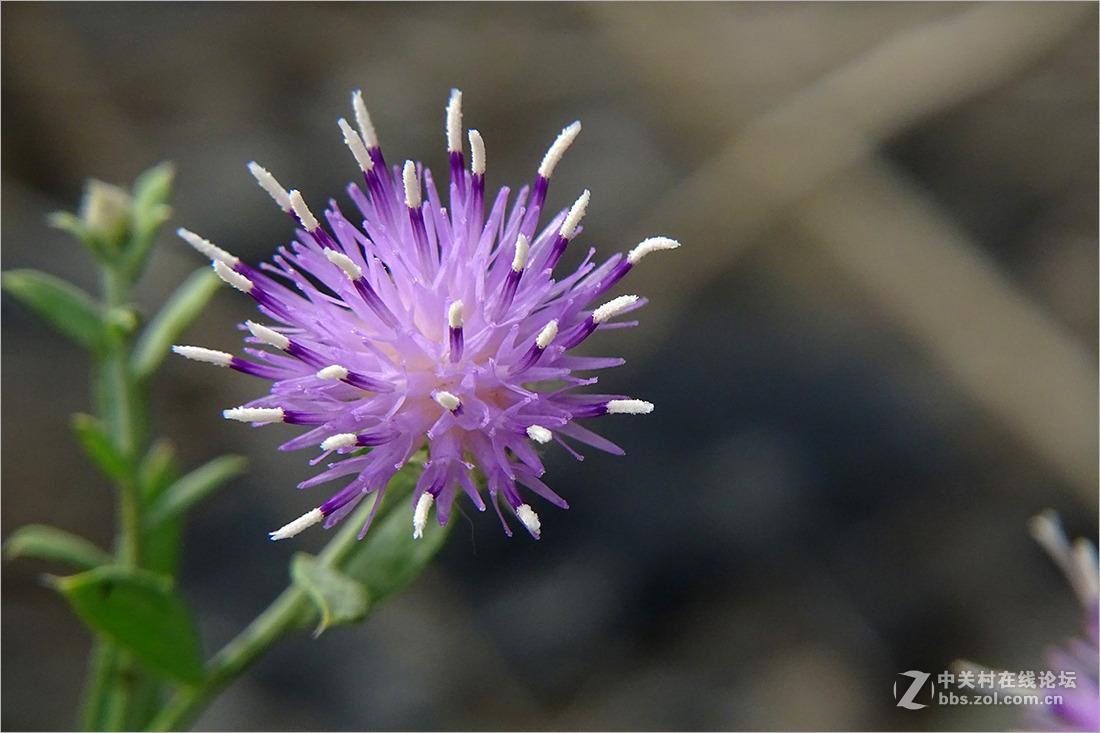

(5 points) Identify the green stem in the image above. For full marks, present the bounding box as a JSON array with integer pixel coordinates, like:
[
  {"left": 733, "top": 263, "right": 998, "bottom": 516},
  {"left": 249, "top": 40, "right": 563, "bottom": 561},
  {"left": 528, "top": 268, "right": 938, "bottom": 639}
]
[{"left": 147, "top": 497, "right": 380, "bottom": 731}]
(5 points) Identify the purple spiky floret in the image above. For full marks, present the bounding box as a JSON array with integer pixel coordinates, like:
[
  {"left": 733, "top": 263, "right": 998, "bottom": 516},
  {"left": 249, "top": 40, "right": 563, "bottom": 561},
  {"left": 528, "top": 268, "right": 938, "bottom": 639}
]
[{"left": 176, "top": 88, "right": 678, "bottom": 540}]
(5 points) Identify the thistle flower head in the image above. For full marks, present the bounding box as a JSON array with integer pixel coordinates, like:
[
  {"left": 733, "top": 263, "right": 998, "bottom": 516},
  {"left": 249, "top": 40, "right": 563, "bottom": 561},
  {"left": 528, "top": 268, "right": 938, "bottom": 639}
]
[{"left": 176, "top": 88, "right": 678, "bottom": 540}]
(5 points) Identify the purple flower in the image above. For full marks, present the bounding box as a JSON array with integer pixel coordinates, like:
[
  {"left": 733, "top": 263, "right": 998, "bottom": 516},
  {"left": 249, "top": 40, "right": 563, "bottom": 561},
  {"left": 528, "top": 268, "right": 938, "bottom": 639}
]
[{"left": 174, "top": 89, "right": 678, "bottom": 541}]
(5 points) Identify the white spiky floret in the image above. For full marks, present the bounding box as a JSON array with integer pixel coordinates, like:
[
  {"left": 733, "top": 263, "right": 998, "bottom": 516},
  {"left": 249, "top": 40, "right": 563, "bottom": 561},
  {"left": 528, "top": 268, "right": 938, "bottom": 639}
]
[
  {"left": 316, "top": 364, "right": 349, "bottom": 380},
  {"left": 176, "top": 228, "right": 238, "bottom": 265},
  {"left": 223, "top": 406, "right": 285, "bottom": 423},
  {"left": 538, "top": 121, "right": 581, "bottom": 179},
  {"left": 269, "top": 507, "right": 323, "bottom": 541},
  {"left": 536, "top": 319, "right": 559, "bottom": 349},
  {"left": 606, "top": 399, "right": 654, "bottom": 415},
  {"left": 593, "top": 295, "right": 639, "bottom": 324},
  {"left": 413, "top": 491, "right": 434, "bottom": 539},
  {"left": 469, "top": 129, "right": 485, "bottom": 175},
  {"left": 338, "top": 117, "right": 374, "bottom": 173},
  {"left": 246, "top": 321, "right": 291, "bottom": 350},
  {"left": 516, "top": 504, "right": 541, "bottom": 539},
  {"left": 526, "top": 425, "right": 553, "bottom": 444},
  {"left": 171, "top": 345, "right": 233, "bottom": 367},
  {"left": 511, "top": 234, "right": 529, "bottom": 272},
  {"left": 248, "top": 161, "right": 293, "bottom": 212},
  {"left": 403, "top": 160, "right": 421, "bottom": 209},
  {"left": 559, "top": 189, "right": 590, "bottom": 239},
  {"left": 352, "top": 90, "right": 378, "bottom": 148},
  {"left": 288, "top": 190, "right": 320, "bottom": 232},
  {"left": 320, "top": 433, "right": 359, "bottom": 451},
  {"left": 1029, "top": 510, "right": 1099, "bottom": 608},
  {"left": 325, "top": 248, "right": 363, "bottom": 280},
  {"left": 446, "top": 88, "right": 463, "bottom": 153},
  {"left": 433, "top": 390, "right": 461, "bottom": 411},
  {"left": 628, "top": 236, "right": 681, "bottom": 265},
  {"left": 448, "top": 300, "right": 464, "bottom": 329},
  {"left": 213, "top": 260, "right": 254, "bottom": 293}
]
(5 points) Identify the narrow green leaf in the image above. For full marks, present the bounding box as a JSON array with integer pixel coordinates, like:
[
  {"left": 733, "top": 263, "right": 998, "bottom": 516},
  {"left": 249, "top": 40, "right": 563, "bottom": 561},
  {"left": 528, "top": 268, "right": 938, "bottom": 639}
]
[
  {"left": 4, "top": 524, "right": 111, "bottom": 571},
  {"left": 144, "top": 455, "right": 247, "bottom": 528},
  {"left": 124, "top": 163, "right": 175, "bottom": 279},
  {"left": 71, "top": 413, "right": 130, "bottom": 484},
  {"left": 291, "top": 553, "right": 371, "bottom": 636},
  {"left": 139, "top": 439, "right": 180, "bottom": 502},
  {"left": 131, "top": 162, "right": 175, "bottom": 211},
  {"left": 47, "top": 211, "right": 115, "bottom": 265},
  {"left": 2, "top": 269, "right": 105, "bottom": 351},
  {"left": 131, "top": 267, "right": 222, "bottom": 379},
  {"left": 51, "top": 566, "right": 205, "bottom": 684}
]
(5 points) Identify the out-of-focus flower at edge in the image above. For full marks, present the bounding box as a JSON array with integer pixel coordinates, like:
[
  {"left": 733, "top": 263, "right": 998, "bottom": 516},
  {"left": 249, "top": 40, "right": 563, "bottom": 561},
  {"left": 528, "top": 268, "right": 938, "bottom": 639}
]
[
  {"left": 1024, "top": 511, "right": 1099, "bottom": 732},
  {"left": 173, "top": 89, "right": 679, "bottom": 542}
]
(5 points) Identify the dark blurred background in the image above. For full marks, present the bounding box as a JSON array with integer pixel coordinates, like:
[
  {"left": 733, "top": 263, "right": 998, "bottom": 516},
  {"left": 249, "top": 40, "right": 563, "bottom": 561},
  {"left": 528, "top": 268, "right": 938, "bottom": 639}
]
[{"left": 2, "top": 3, "right": 1097, "bottom": 730}]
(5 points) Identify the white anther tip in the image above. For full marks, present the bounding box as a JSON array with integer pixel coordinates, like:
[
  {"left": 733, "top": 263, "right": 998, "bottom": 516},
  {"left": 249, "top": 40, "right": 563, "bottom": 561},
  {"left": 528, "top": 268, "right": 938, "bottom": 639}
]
[
  {"left": 560, "top": 189, "right": 590, "bottom": 239},
  {"left": 270, "top": 508, "right": 323, "bottom": 540},
  {"left": 469, "top": 129, "right": 486, "bottom": 175},
  {"left": 248, "top": 161, "right": 293, "bottom": 212},
  {"left": 176, "top": 227, "right": 239, "bottom": 265},
  {"left": 538, "top": 121, "right": 582, "bottom": 179},
  {"left": 433, "top": 390, "right": 461, "bottom": 412},
  {"left": 511, "top": 234, "right": 530, "bottom": 273},
  {"left": 246, "top": 321, "right": 291, "bottom": 350},
  {"left": 413, "top": 492, "right": 434, "bottom": 539},
  {"left": 526, "top": 425, "right": 553, "bottom": 444},
  {"left": 446, "top": 88, "right": 463, "bottom": 153},
  {"left": 172, "top": 345, "right": 233, "bottom": 367},
  {"left": 403, "top": 161, "right": 421, "bottom": 209},
  {"left": 213, "top": 260, "right": 253, "bottom": 293},
  {"left": 288, "top": 190, "right": 320, "bottom": 232},
  {"left": 448, "top": 301, "right": 465, "bottom": 329},
  {"left": 536, "top": 320, "right": 559, "bottom": 349},
  {"left": 352, "top": 90, "right": 379, "bottom": 148},
  {"left": 338, "top": 117, "right": 374, "bottom": 173},
  {"left": 606, "top": 399, "right": 654, "bottom": 415},
  {"left": 223, "top": 406, "right": 285, "bottom": 423},
  {"left": 593, "top": 295, "right": 639, "bottom": 324},
  {"left": 320, "top": 433, "right": 359, "bottom": 451},
  {"left": 628, "top": 237, "right": 681, "bottom": 265},
  {"left": 316, "top": 364, "right": 349, "bottom": 380},
  {"left": 516, "top": 504, "right": 541, "bottom": 539},
  {"left": 325, "top": 249, "right": 363, "bottom": 280}
]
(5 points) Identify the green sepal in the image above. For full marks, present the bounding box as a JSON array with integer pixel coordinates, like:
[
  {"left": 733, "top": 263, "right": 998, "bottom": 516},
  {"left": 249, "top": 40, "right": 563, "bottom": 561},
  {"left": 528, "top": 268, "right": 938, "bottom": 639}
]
[
  {"left": 144, "top": 455, "right": 247, "bottom": 529},
  {"left": 122, "top": 162, "right": 175, "bottom": 280},
  {"left": 1, "top": 269, "right": 105, "bottom": 352},
  {"left": 131, "top": 267, "right": 222, "bottom": 380},
  {"left": 71, "top": 413, "right": 130, "bottom": 485},
  {"left": 47, "top": 210, "right": 116, "bottom": 265},
  {"left": 291, "top": 553, "right": 371, "bottom": 636},
  {"left": 50, "top": 565, "right": 205, "bottom": 684},
  {"left": 4, "top": 524, "right": 111, "bottom": 571}
]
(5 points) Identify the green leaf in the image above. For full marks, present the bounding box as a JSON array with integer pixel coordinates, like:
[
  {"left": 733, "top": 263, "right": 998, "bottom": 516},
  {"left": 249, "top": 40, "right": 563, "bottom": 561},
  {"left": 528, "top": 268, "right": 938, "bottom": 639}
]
[
  {"left": 139, "top": 439, "right": 180, "bottom": 502},
  {"left": 131, "top": 267, "right": 222, "bottom": 379},
  {"left": 71, "top": 413, "right": 130, "bottom": 484},
  {"left": 51, "top": 566, "right": 205, "bottom": 684},
  {"left": 340, "top": 489, "right": 453, "bottom": 605},
  {"left": 291, "top": 553, "right": 371, "bottom": 636},
  {"left": 124, "top": 163, "right": 175, "bottom": 279},
  {"left": 2, "top": 269, "right": 105, "bottom": 351},
  {"left": 4, "top": 524, "right": 111, "bottom": 571},
  {"left": 47, "top": 210, "right": 115, "bottom": 265},
  {"left": 144, "top": 455, "right": 247, "bottom": 528}
]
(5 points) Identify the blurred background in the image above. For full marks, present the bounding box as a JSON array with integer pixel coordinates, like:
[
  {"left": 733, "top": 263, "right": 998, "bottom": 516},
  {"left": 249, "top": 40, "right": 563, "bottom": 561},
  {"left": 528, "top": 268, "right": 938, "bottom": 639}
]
[{"left": 2, "top": 2, "right": 1096, "bottom": 730}]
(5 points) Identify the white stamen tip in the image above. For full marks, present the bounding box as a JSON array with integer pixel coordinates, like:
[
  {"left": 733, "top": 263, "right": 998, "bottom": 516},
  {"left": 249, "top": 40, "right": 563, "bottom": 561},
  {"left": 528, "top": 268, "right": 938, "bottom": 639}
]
[
  {"left": 176, "top": 228, "right": 239, "bottom": 265},
  {"left": 316, "top": 364, "right": 349, "bottom": 380},
  {"left": 538, "top": 121, "right": 581, "bottom": 179},
  {"left": 269, "top": 508, "right": 323, "bottom": 540},
  {"left": 560, "top": 189, "right": 590, "bottom": 239},
  {"left": 526, "top": 425, "right": 553, "bottom": 444},
  {"left": 469, "top": 129, "right": 486, "bottom": 175},
  {"left": 593, "top": 295, "right": 639, "bottom": 324},
  {"left": 325, "top": 249, "right": 363, "bottom": 280},
  {"left": 352, "top": 90, "right": 379, "bottom": 148},
  {"left": 213, "top": 260, "right": 254, "bottom": 293},
  {"left": 433, "top": 390, "right": 461, "bottom": 412},
  {"left": 288, "top": 190, "right": 320, "bottom": 232},
  {"left": 1029, "top": 510, "right": 1100, "bottom": 608},
  {"left": 338, "top": 117, "right": 374, "bottom": 173},
  {"left": 516, "top": 504, "right": 541, "bottom": 539},
  {"left": 246, "top": 321, "right": 291, "bottom": 350},
  {"left": 536, "top": 319, "right": 559, "bottom": 349},
  {"left": 512, "top": 234, "right": 530, "bottom": 272},
  {"left": 606, "top": 399, "right": 654, "bottom": 415},
  {"left": 413, "top": 492, "right": 434, "bottom": 539},
  {"left": 223, "top": 406, "right": 285, "bottom": 423},
  {"left": 171, "top": 345, "right": 233, "bottom": 367},
  {"left": 628, "top": 236, "right": 681, "bottom": 265},
  {"left": 448, "top": 301, "right": 464, "bottom": 329},
  {"left": 403, "top": 160, "right": 421, "bottom": 209},
  {"left": 320, "top": 433, "right": 359, "bottom": 451},
  {"left": 248, "top": 161, "right": 293, "bottom": 212},
  {"left": 446, "top": 88, "right": 463, "bottom": 153}
]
